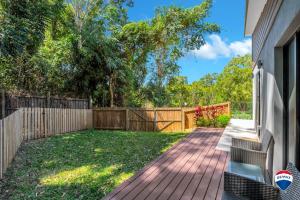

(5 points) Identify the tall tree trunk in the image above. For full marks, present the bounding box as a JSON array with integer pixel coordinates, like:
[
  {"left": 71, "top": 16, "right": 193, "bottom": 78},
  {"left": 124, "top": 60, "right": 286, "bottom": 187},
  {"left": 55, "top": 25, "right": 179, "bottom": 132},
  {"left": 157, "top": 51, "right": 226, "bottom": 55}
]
[
  {"left": 109, "top": 74, "right": 114, "bottom": 107},
  {"left": 155, "top": 48, "right": 166, "bottom": 106}
]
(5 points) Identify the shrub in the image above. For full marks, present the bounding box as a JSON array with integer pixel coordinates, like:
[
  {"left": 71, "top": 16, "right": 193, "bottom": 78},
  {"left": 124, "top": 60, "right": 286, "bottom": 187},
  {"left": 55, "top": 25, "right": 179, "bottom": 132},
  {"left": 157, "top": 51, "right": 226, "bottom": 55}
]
[
  {"left": 196, "top": 118, "right": 211, "bottom": 127},
  {"left": 195, "top": 106, "right": 204, "bottom": 119},
  {"left": 216, "top": 115, "right": 231, "bottom": 128},
  {"left": 194, "top": 105, "right": 230, "bottom": 128}
]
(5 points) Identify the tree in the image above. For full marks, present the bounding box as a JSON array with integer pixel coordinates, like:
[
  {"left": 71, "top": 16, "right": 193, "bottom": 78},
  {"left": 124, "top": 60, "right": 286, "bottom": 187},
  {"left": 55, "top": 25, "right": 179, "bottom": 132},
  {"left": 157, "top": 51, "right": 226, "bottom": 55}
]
[
  {"left": 165, "top": 76, "right": 189, "bottom": 107},
  {"left": 0, "top": 0, "right": 63, "bottom": 56},
  {"left": 111, "top": 0, "right": 219, "bottom": 107},
  {"left": 0, "top": 0, "right": 65, "bottom": 93},
  {"left": 188, "top": 73, "right": 219, "bottom": 106},
  {"left": 118, "top": 21, "right": 152, "bottom": 107},
  {"left": 216, "top": 54, "right": 253, "bottom": 110},
  {"left": 146, "top": 0, "right": 219, "bottom": 106},
  {"left": 0, "top": 0, "right": 223, "bottom": 109},
  {"left": 66, "top": 0, "right": 135, "bottom": 106},
  {"left": 34, "top": 0, "right": 135, "bottom": 105}
]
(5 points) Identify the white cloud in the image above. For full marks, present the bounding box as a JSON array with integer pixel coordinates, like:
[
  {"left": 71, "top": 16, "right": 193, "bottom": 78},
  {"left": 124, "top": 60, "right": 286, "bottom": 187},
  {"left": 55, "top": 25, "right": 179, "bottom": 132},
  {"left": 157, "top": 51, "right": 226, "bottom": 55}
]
[
  {"left": 229, "top": 39, "right": 252, "bottom": 56},
  {"left": 191, "top": 34, "right": 252, "bottom": 60}
]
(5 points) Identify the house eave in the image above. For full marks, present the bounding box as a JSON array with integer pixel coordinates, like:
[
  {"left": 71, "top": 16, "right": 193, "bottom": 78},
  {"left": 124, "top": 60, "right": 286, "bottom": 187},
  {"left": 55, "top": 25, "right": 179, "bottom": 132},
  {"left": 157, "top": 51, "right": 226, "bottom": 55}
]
[{"left": 244, "top": 0, "right": 267, "bottom": 36}]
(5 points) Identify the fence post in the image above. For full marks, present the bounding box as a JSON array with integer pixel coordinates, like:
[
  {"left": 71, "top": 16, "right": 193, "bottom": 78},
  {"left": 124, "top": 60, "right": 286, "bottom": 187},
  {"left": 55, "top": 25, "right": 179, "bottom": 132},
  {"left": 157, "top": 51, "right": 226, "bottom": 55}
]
[
  {"left": 1, "top": 90, "right": 4, "bottom": 119},
  {"left": 0, "top": 118, "right": 2, "bottom": 179},
  {"left": 0, "top": 89, "right": 5, "bottom": 179},
  {"left": 181, "top": 108, "right": 185, "bottom": 131},
  {"left": 89, "top": 96, "right": 93, "bottom": 109},
  {"left": 125, "top": 109, "right": 129, "bottom": 131},
  {"left": 47, "top": 92, "right": 51, "bottom": 108},
  {"left": 153, "top": 109, "right": 157, "bottom": 131}
]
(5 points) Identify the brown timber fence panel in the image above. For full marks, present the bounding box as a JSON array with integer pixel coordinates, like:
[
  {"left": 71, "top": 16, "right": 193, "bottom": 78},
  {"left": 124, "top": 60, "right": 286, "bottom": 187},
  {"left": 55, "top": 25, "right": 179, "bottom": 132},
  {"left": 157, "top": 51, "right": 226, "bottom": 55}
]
[
  {"left": 129, "top": 109, "right": 155, "bottom": 131},
  {"left": 155, "top": 108, "right": 182, "bottom": 132},
  {"left": 184, "top": 109, "right": 197, "bottom": 130},
  {"left": 93, "top": 108, "right": 184, "bottom": 132},
  {"left": 93, "top": 102, "right": 231, "bottom": 132},
  {"left": 128, "top": 108, "right": 182, "bottom": 132},
  {"left": 0, "top": 108, "right": 92, "bottom": 179},
  {"left": 22, "top": 108, "right": 93, "bottom": 141},
  {"left": 93, "top": 108, "right": 127, "bottom": 130},
  {"left": 0, "top": 110, "right": 23, "bottom": 179}
]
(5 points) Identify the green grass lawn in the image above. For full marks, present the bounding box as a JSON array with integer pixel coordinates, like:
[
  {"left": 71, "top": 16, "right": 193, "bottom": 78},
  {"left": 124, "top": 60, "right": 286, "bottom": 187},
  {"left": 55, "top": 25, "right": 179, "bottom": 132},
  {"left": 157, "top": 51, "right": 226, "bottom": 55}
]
[
  {"left": 231, "top": 111, "right": 253, "bottom": 120},
  {"left": 0, "top": 130, "right": 188, "bottom": 200}
]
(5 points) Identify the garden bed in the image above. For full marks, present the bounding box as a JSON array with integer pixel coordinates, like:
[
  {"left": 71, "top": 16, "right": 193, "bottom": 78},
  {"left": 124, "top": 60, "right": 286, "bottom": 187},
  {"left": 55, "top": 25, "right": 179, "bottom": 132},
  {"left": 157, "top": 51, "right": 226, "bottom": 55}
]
[{"left": 0, "top": 130, "right": 188, "bottom": 200}]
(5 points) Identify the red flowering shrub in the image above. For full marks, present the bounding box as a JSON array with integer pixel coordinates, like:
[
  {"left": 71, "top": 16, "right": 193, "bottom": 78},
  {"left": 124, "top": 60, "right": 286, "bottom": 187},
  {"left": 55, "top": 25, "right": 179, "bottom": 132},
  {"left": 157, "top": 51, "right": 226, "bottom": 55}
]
[
  {"left": 195, "top": 104, "right": 230, "bottom": 127},
  {"left": 195, "top": 106, "right": 203, "bottom": 119}
]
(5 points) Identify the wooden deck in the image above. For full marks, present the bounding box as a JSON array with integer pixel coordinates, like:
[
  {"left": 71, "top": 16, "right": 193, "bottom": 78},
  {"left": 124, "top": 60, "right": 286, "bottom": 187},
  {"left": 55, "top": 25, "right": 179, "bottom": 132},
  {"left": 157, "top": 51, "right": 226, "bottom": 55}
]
[{"left": 104, "top": 128, "right": 229, "bottom": 200}]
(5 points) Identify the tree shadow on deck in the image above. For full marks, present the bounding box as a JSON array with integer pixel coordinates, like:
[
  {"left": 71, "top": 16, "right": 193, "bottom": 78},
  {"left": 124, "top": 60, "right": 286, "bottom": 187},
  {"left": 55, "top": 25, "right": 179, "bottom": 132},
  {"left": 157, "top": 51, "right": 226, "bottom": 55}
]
[{"left": 104, "top": 129, "right": 225, "bottom": 200}]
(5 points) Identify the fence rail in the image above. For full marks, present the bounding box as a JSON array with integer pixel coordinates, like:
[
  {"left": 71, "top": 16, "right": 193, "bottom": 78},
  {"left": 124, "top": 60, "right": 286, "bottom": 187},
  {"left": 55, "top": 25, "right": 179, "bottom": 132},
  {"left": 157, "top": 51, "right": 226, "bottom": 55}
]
[{"left": 0, "top": 108, "right": 92, "bottom": 179}]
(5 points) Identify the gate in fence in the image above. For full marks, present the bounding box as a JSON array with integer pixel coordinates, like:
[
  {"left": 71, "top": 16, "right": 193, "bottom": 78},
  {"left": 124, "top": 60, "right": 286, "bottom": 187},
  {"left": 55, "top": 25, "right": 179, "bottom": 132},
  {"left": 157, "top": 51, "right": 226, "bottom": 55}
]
[
  {"left": 93, "top": 108, "right": 183, "bottom": 132},
  {"left": 93, "top": 102, "right": 231, "bottom": 132}
]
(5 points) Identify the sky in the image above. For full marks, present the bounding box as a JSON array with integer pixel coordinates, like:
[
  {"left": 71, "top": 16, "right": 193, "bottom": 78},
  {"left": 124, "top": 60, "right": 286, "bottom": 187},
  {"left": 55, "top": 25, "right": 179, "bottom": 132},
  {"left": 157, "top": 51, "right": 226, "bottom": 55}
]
[{"left": 127, "top": 0, "right": 251, "bottom": 83}]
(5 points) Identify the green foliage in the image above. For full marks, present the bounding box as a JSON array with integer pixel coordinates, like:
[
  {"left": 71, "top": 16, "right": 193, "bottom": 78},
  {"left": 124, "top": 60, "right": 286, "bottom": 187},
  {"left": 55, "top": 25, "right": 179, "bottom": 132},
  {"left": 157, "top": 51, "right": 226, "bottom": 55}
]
[
  {"left": 117, "top": 0, "right": 219, "bottom": 106},
  {"left": 196, "top": 118, "right": 211, "bottom": 127},
  {"left": 216, "top": 55, "right": 253, "bottom": 104},
  {"left": 231, "top": 111, "right": 252, "bottom": 120},
  {"left": 216, "top": 115, "right": 231, "bottom": 128},
  {"left": 165, "top": 55, "right": 253, "bottom": 110},
  {"left": 165, "top": 76, "right": 189, "bottom": 107},
  {"left": 0, "top": 0, "right": 218, "bottom": 107},
  {"left": 196, "top": 115, "right": 230, "bottom": 128},
  {"left": 0, "top": 0, "right": 64, "bottom": 56},
  {"left": 187, "top": 73, "right": 220, "bottom": 106},
  {"left": 0, "top": 0, "right": 226, "bottom": 108},
  {"left": 146, "top": 0, "right": 219, "bottom": 106},
  {"left": 0, "top": 130, "right": 188, "bottom": 199}
]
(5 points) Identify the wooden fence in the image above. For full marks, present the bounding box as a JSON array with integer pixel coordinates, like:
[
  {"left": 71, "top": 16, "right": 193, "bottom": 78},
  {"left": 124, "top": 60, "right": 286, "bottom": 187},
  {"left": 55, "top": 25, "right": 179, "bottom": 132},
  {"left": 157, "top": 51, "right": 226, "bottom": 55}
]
[
  {"left": 0, "top": 108, "right": 92, "bottom": 179},
  {"left": 0, "top": 91, "right": 91, "bottom": 119},
  {"left": 0, "top": 102, "right": 230, "bottom": 179},
  {"left": 0, "top": 110, "right": 23, "bottom": 179},
  {"left": 93, "top": 108, "right": 184, "bottom": 132},
  {"left": 93, "top": 102, "right": 230, "bottom": 132},
  {"left": 22, "top": 108, "right": 93, "bottom": 141}
]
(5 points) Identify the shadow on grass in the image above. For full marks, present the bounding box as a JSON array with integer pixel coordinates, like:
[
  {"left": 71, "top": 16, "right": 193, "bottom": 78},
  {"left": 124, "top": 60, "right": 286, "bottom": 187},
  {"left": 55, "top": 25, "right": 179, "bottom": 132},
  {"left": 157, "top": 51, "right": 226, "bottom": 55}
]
[{"left": 0, "top": 130, "right": 188, "bottom": 200}]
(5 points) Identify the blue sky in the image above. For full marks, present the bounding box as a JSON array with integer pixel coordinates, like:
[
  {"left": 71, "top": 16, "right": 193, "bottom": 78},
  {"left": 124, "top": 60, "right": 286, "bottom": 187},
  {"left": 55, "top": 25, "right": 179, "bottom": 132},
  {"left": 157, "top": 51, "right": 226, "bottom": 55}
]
[{"left": 127, "top": 0, "right": 251, "bottom": 83}]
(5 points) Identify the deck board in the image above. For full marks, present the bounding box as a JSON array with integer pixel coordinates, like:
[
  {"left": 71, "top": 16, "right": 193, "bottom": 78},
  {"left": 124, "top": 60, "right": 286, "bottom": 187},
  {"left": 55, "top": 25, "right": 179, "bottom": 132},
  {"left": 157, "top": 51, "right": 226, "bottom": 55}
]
[
  {"left": 146, "top": 130, "right": 217, "bottom": 200},
  {"left": 104, "top": 128, "right": 228, "bottom": 200},
  {"left": 157, "top": 130, "right": 221, "bottom": 200}
]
